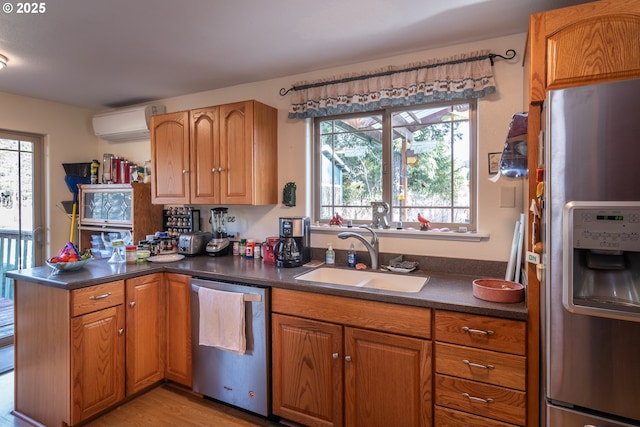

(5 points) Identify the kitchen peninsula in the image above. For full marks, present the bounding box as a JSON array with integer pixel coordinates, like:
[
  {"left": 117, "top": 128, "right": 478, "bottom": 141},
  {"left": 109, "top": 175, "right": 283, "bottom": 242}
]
[{"left": 8, "top": 256, "right": 527, "bottom": 427}]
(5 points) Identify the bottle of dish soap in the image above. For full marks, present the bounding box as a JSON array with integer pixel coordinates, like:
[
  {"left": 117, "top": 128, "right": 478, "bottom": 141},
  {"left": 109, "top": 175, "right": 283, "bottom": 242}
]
[
  {"left": 347, "top": 242, "right": 356, "bottom": 268},
  {"left": 325, "top": 243, "right": 335, "bottom": 267}
]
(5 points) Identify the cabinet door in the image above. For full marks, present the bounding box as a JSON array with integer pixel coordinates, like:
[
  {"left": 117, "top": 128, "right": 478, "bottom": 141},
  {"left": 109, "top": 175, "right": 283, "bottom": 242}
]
[
  {"left": 219, "top": 101, "right": 254, "bottom": 205},
  {"left": 150, "top": 111, "right": 190, "bottom": 204},
  {"left": 529, "top": 0, "right": 640, "bottom": 102},
  {"left": 190, "top": 107, "right": 221, "bottom": 204},
  {"left": 344, "top": 327, "right": 432, "bottom": 427},
  {"left": 165, "top": 273, "right": 192, "bottom": 387},
  {"left": 125, "top": 273, "right": 165, "bottom": 396},
  {"left": 71, "top": 305, "right": 125, "bottom": 424},
  {"left": 272, "top": 314, "right": 343, "bottom": 427}
]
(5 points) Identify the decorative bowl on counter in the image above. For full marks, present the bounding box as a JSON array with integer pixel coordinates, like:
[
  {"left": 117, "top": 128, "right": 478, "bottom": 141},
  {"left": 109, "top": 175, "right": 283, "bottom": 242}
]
[
  {"left": 46, "top": 257, "right": 92, "bottom": 272},
  {"left": 472, "top": 278, "right": 524, "bottom": 303}
]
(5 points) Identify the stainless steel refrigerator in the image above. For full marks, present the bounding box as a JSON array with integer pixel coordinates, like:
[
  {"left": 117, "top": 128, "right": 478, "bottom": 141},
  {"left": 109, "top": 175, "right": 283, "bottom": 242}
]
[{"left": 543, "top": 78, "right": 640, "bottom": 426}]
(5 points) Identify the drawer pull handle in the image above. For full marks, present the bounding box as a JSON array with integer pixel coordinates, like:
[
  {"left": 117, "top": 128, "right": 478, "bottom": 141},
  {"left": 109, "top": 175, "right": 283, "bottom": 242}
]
[
  {"left": 462, "top": 359, "right": 494, "bottom": 370},
  {"left": 462, "top": 326, "right": 494, "bottom": 336},
  {"left": 462, "top": 393, "right": 494, "bottom": 404},
  {"left": 88, "top": 292, "right": 112, "bottom": 300}
]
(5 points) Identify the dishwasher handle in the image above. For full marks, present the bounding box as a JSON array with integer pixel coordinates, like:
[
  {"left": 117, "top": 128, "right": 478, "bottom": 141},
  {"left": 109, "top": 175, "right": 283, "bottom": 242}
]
[{"left": 191, "top": 283, "right": 262, "bottom": 302}]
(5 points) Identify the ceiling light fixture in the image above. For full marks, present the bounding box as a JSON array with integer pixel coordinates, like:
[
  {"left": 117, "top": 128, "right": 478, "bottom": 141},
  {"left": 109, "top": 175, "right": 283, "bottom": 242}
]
[{"left": 0, "top": 54, "right": 7, "bottom": 69}]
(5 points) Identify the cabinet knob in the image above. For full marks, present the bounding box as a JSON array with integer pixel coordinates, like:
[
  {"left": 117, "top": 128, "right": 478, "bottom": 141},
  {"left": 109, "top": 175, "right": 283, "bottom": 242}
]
[
  {"left": 332, "top": 352, "right": 339, "bottom": 359},
  {"left": 345, "top": 356, "right": 352, "bottom": 362},
  {"left": 182, "top": 169, "right": 189, "bottom": 174},
  {"left": 118, "top": 328, "right": 125, "bottom": 335},
  {"left": 129, "top": 301, "right": 136, "bottom": 308},
  {"left": 217, "top": 167, "right": 224, "bottom": 172}
]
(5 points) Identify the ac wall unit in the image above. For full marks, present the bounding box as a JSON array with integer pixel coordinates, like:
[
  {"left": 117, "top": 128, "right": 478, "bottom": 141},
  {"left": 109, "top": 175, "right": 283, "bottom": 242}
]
[{"left": 92, "top": 104, "right": 165, "bottom": 142}]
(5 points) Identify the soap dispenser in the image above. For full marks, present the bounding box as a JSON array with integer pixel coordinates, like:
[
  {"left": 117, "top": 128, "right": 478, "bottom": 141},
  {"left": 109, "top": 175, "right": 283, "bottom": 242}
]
[{"left": 325, "top": 243, "right": 335, "bottom": 267}]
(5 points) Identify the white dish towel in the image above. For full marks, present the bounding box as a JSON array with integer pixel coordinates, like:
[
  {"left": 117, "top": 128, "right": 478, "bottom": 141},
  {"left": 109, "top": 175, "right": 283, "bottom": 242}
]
[{"left": 198, "top": 287, "right": 246, "bottom": 354}]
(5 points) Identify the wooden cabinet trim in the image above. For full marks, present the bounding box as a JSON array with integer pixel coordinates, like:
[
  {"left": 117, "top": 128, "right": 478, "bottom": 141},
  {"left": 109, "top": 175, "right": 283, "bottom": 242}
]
[{"left": 272, "top": 288, "right": 431, "bottom": 339}]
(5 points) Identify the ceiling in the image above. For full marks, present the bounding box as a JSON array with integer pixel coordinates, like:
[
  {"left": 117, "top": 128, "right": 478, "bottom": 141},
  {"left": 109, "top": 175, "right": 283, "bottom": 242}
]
[{"left": 0, "top": 0, "right": 592, "bottom": 110}]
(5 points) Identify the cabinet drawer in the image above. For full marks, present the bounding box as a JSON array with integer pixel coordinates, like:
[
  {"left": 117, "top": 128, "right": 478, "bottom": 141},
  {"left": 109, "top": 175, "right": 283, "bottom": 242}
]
[
  {"left": 71, "top": 280, "right": 125, "bottom": 317},
  {"left": 435, "top": 374, "right": 525, "bottom": 426},
  {"left": 434, "top": 311, "right": 525, "bottom": 355},
  {"left": 435, "top": 406, "right": 519, "bottom": 427},
  {"left": 435, "top": 342, "right": 526, "bottom": 390},
  {"left": 272, "top": 288, "right": 431, "bottom": 339}
]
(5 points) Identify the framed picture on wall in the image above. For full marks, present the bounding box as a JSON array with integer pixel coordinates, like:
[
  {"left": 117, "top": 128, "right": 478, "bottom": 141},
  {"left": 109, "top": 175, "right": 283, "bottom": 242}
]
[{"left": 488, "top": 152, "right": 501, "bottom": 175}]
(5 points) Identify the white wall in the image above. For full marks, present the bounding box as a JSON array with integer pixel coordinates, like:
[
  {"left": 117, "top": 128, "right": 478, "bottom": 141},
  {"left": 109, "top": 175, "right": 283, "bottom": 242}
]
[
  {"left": 99, "top": 32, "right": 528, "bottom": 262},
  {"left": 0, "top": 91, "right": 98, "bottom": 258},
  {"left": 1, "top": 32, "right": 527, "bottom": 262}
]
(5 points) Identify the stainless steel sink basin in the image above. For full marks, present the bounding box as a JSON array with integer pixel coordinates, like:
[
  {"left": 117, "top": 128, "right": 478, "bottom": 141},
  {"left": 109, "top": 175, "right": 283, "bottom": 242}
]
[{"left": 295, "top": 267, "right": 429, "bottom": 293}]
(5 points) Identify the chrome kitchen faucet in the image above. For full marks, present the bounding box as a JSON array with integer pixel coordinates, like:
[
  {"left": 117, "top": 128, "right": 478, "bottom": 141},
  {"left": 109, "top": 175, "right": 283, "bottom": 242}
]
[{"left": 337, "top": 226, "right": 379, "bottom": 270}]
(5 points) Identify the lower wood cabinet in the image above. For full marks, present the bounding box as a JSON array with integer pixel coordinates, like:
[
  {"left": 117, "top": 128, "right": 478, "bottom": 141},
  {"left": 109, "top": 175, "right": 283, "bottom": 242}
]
[
  {"left": 71, "top": 282, "right": 125, "bottom": 424},
  {"left": 125, "top": 273, "right": 165, "bottom": 395},
  {"left": 272, "top": 288, "right": 432, "bottom": 427},
  {"left": 164, "top": 272, "right": 193, "bottom": 387},
  {"left": 434, "top": 310, "right": 527, "bottom": 426},
  {"left": 14, "top": 273, "right": 183, "bottom": 427}
]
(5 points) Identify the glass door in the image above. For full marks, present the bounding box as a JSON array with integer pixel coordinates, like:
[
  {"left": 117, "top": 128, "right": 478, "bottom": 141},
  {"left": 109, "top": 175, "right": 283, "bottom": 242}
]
[{"left": 0, "top": 130, "right": 44, "bottom": 347}]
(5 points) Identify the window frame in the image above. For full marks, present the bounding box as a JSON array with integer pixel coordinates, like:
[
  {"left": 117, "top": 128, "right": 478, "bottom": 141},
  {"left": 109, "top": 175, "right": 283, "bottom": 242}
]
[{"left": 312, "top": 99, "right": 478, "bottom": 231}]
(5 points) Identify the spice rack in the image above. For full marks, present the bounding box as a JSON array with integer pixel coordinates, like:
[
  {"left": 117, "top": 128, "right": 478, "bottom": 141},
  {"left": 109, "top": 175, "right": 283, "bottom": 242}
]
[{"left": 163, "top": 208, "right": 200, "bottom": 234}]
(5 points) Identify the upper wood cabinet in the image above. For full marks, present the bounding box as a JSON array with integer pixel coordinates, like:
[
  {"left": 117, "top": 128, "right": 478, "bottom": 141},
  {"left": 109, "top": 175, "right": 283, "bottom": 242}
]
[
  {"left": 528, "top": 0, "right": 640, "bottom": 103},
  {"left": 150, "top": 100, "right": 278, "bottom": 205}
]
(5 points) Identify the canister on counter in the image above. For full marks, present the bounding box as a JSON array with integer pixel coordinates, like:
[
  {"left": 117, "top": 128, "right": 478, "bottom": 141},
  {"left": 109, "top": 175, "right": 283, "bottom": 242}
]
[
  {"left": 246, "top": 239, "right": 255, "bottom": 259},
  {"left": 232, "top": 241, "right": 239, "bottom": 256},
  {"left": 254, "top": 243, "right": 261, "bottom": 260},
  {"left": 126, "top": 245, "right": 137, "bottom": 264}
]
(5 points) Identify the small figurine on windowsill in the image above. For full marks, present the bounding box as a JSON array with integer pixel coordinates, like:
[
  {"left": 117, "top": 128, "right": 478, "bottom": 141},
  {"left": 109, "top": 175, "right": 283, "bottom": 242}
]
[
  {"left": 329, "top": 213, "right": 343, "bottom": 226},
  {"left": 418, "top": 213, "right": 431, "bottom": 231}
]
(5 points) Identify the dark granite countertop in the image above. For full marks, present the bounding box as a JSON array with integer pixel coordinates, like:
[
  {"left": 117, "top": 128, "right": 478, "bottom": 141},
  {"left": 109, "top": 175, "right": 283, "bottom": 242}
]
[{"left": 7, "top": 255, "right": 527, "bottom": 320}]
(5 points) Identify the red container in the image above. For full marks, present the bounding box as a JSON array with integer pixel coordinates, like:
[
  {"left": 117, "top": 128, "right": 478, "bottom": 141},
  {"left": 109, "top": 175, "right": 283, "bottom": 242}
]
[
  {"left": 110, "top": 157, "right": 121, "bottom": 183},
  {"left": 262, "top": 236, "right": 279, "bottom": 264}
]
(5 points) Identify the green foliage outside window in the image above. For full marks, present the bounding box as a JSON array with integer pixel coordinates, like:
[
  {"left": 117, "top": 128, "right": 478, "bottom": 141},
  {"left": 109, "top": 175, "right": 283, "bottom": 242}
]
[{"left": 316, "top": 100, "right": 475, "bottom": 228}]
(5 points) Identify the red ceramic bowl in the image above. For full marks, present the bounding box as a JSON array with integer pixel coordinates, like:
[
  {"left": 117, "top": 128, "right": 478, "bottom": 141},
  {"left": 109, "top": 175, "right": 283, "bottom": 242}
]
[{"left": 472, "top": 279, "right": 524, "bottom": 303}]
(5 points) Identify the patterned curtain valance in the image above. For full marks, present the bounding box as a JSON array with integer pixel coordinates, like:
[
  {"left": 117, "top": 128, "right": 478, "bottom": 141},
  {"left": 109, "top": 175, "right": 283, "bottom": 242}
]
[{"left": 284, "top": 49, "right": 502, "bottom": 119}]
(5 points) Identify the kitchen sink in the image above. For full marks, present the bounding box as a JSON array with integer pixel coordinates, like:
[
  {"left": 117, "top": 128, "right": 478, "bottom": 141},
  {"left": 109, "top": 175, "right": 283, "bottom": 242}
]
[{"left": 295, "top": 267, "right": 429, "bottom": 293}]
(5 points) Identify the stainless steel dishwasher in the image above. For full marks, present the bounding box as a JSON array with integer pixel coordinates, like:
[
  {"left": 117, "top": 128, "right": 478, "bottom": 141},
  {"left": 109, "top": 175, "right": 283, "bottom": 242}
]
[{"left": 190, "top": 278, "right": 270, "bottom": 417}]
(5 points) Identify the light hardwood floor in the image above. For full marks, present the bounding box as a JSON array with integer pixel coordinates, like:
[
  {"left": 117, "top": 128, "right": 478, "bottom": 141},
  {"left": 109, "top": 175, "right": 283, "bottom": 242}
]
[{"left": 0, "top": 371, "right": 283, "bottom": 427}]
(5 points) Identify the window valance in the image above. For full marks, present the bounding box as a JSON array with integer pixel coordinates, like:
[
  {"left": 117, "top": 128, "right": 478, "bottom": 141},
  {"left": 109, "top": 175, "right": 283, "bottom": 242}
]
[{"left": 284, "top": 49, "right": 504, "bottom": 119}]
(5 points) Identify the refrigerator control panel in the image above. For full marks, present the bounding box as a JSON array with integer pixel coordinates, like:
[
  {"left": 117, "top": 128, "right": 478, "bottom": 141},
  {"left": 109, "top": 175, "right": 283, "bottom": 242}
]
[{"left": 565, "top": 201, "right": 640, "bottom": 252}]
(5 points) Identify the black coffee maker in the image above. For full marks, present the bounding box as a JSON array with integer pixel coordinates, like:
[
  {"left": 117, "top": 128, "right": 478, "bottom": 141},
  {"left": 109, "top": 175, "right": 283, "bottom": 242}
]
[{"left": 275, "top": 217, "right": 310, "bottom": 267}]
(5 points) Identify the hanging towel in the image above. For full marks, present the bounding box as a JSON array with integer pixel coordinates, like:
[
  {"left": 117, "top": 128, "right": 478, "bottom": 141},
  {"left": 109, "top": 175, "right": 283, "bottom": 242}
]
[{"left": 198, "top": 287, "right": 246, "bottom": 354}]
